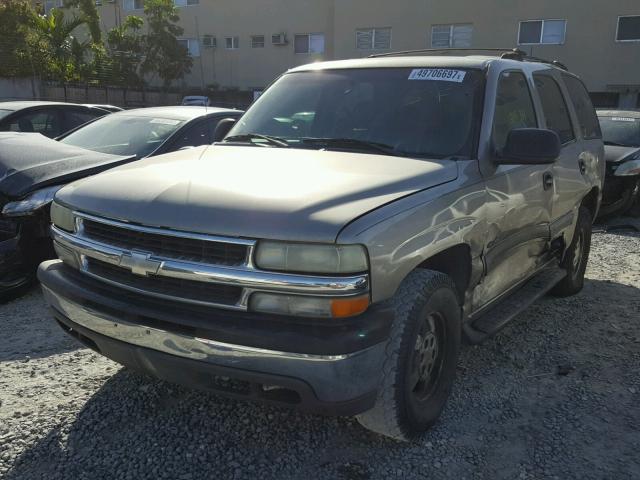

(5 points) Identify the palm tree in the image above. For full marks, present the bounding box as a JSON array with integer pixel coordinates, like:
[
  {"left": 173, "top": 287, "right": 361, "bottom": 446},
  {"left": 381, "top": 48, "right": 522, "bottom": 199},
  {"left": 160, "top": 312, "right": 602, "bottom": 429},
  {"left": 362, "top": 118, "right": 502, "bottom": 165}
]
[{"left": 34, "top": 8, "right": 89, "bottom": 83}]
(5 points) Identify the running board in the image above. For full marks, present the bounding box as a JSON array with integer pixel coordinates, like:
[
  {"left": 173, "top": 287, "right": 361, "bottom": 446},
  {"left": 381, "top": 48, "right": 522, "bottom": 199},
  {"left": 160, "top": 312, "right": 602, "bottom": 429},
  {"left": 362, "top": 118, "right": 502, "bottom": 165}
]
[{"left": 463, "top": 267, "right": 567, "bottom": 344}]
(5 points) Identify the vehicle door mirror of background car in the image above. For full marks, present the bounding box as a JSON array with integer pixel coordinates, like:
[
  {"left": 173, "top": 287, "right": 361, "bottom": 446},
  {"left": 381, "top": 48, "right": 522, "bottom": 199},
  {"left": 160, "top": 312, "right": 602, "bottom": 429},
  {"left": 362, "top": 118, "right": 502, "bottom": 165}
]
[
  {"left": 495, "top": 128, "right": 561, "bottom": 165},
  {"left": 213, "top": 118, "right": 237, "bottom": 142}
]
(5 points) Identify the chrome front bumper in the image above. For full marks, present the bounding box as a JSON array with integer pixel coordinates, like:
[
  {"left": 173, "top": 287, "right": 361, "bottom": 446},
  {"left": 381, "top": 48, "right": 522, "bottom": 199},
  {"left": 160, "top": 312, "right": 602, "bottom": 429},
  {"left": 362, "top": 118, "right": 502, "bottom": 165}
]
[
  {"left": 51, "top": 211, "right": 369, "bottom": 311},
  {"left": 41, "top": 274, "right": 386, "bottom": 407}
]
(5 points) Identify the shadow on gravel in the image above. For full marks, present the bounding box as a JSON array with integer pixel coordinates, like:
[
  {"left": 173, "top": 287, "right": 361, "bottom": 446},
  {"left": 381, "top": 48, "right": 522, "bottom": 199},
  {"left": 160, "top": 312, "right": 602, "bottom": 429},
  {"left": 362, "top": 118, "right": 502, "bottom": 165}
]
[
  {"left": 0, "top": 286, "right": 83, "bottom": 362},
  {"left": 5, "top": 279, "right": 640, "bottom": 480}
]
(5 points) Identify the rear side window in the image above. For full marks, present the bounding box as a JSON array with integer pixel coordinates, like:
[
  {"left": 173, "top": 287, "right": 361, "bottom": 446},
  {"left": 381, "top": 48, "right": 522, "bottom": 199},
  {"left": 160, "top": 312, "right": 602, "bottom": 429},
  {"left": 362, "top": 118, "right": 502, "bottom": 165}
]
[
  {"left": 561, "top": 74, "right": 601, "bottom": 139},
  {"left": 533, "top": 74, "right": 575, "bottom": 144},
  {"left": 493, "top": 70, "right": 537, "bottom": 151},
  {"left": 65, "top": 109, "right": 103, "bottom": 130}
]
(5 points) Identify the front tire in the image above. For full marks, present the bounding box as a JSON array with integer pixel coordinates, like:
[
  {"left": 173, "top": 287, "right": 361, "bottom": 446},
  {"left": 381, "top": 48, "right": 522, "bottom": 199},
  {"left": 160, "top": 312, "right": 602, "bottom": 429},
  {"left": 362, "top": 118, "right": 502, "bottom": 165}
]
[
  {"left": 356, "top": 270, "right": 461, "bottom": 441},
  {"left": 551, "top": 206, "right": 592, "bottom": 297}
]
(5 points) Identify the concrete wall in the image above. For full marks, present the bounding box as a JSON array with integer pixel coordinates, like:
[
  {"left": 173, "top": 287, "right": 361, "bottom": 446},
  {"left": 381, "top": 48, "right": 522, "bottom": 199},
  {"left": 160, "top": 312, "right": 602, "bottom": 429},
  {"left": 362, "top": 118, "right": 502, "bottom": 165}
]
[{"left": 0, "top": 78, "right": 40, "bottom": 101}]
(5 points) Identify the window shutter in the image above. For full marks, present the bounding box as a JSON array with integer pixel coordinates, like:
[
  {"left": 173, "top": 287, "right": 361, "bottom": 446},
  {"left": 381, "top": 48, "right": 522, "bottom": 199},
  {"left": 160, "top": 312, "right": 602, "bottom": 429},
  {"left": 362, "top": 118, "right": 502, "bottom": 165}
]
[
  {"left": 373, "top": 28, "right": 391, "bottom": 49},
  {"left": 356, "top": 29, "right": 373, "bottom": 49},
  {"left": 452, "top": 24, "right": 473, "bottom": 47}
]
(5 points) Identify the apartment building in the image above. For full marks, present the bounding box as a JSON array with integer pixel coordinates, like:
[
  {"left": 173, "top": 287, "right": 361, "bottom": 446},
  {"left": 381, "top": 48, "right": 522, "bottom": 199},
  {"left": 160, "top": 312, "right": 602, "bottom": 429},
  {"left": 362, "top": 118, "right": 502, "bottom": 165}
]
[{"left": 50, "top": 0, "right": 640, "bottom": 107}]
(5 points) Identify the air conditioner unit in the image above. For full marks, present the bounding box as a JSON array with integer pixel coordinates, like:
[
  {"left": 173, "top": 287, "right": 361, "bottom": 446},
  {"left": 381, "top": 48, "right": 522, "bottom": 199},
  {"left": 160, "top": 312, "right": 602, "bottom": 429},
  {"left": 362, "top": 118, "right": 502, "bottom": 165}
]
[
  {"left": 202, "top": 35, "right": 217, "bottom": 48},
  {"left": 271, "top": 33, "right": 288, "bottom": 45}
]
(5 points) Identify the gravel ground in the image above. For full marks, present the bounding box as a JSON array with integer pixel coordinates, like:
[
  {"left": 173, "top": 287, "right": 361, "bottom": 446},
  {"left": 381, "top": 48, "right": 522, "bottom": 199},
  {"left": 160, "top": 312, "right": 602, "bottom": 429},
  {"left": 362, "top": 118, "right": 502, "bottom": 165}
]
[{"left": 1, "top": 228, "right": 639, "bottom": 479}]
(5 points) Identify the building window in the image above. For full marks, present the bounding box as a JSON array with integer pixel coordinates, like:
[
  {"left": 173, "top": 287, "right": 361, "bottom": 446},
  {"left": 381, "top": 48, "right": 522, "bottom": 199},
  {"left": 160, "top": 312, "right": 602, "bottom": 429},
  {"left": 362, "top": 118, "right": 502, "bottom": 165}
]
[
  {"left": 431, "top": 24, "right": 473, "bottom": 48},
  {"left": 123, "top": 0, "right": 144, "bottom": 10},
  {"left": 95, "top": 0, "right": 102, "bottom": 5},
  {"left": 356, "top": 27, "right": 392, "bottom": 50},
  {"left": 617, "top": 16, "right": 640, "bottom": 41},
  {"left": 294, "top": 33, "right": 325, "bottom": 54},
  {"left": 251, "top": 35, "right": 265, "bottom": 48},
  {"left": 225, "top": 36, "right": 239, "bottom": 49},
  {"left": 174, "top": 0, "right": 199, "bottom": 6},
  {"left": 178, "top": 38, "right": 200, "bottom": 57},
  {"left": 44, "top": 0, "right": 63, "bottom": 13},
  {"left": 518, "top": 20, "right": 566, "bottom": 45}
]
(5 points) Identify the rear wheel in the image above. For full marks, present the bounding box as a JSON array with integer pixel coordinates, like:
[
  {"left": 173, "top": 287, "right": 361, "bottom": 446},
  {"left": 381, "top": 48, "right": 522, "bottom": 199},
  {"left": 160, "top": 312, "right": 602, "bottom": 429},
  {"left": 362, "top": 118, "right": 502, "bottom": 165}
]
[
  {"left": 551, "top": 206, "right": 592, "bottom": 297},
  {"left": 356, "top": 270, "right": 461, "bottom": 441}
]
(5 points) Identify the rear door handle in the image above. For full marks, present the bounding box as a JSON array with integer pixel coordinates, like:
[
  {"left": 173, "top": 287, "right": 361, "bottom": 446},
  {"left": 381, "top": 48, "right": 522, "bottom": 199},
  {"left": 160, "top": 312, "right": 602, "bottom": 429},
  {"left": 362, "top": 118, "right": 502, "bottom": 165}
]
[{"left": 543, "top": 172, "right": 554, "bottom": 191}]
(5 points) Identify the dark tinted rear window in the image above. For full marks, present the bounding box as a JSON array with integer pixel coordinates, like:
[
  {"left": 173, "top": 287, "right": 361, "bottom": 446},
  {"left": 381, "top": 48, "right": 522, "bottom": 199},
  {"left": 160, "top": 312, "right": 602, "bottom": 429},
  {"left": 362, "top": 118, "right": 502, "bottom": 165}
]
[{"left": 562, "top": 74, "right": 601, "bottom": 140}]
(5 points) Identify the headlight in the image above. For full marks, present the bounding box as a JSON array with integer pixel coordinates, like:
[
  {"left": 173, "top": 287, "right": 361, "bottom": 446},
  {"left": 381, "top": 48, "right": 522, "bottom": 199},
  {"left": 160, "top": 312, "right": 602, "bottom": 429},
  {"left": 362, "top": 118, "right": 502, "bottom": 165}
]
[
  {"left": 50, "top": 201, "right": 76, "bottom": 232},
  {"left": 249, "top": 292, "right": 370, "bottom": 318},
  {"left": 1, "top": 185, "right": 62, "bottom": 217},
  {"left": 255, "top": 241, "right": 368, "bottom": 274}
]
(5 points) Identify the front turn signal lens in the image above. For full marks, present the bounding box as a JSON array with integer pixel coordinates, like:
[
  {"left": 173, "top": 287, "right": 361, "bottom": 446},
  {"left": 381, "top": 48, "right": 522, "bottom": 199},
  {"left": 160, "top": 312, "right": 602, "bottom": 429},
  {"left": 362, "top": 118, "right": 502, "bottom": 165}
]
[
  {"left": 330, "top": 295, "right": 370, "bottom": 318},
  {"left": 249, "top": 292, "right": 370, "bottom": 318}
]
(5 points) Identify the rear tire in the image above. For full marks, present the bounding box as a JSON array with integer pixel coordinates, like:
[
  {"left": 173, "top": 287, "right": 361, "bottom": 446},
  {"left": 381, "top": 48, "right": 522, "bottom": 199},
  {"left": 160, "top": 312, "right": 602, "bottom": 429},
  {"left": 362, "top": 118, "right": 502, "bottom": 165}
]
[
  {"left": 551, "top": 206, "right": 592, "bottom": 297},
  {"left": 356, "top": 270, "right": 461, "bottom": 441}
]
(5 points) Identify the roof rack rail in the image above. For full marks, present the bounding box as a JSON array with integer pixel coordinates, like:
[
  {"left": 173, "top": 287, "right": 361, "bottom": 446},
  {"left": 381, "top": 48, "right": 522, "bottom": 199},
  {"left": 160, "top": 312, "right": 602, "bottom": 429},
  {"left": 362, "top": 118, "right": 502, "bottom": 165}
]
[{"left": 368, "top": 47, "right": 568, "bottom": 71}]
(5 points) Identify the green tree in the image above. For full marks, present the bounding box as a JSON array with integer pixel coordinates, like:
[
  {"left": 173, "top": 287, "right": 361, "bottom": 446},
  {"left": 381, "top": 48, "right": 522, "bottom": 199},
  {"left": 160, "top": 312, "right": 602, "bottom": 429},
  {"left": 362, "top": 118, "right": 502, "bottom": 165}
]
[
  {"left": 105, "top": 15, "right": 145, "bottom": 86},
  {"left": 141, "top": 0, "right": 192, "bottom": 88},
  {"left": 33, "top": 8, "right": 89, "bottom": 82},
  {"left": 63, "top": 0, "right": 102, "bottom": 43},
  {"left": 0, "top": 0, "right": 42, "bottom": 77}
]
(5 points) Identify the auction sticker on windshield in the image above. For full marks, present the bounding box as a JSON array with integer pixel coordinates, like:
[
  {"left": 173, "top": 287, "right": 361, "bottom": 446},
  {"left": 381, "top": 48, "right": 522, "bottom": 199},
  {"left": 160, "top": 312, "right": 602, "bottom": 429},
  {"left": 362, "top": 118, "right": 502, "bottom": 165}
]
[{"left": 408, "top": 69, "right": 467, "bottom": 83}]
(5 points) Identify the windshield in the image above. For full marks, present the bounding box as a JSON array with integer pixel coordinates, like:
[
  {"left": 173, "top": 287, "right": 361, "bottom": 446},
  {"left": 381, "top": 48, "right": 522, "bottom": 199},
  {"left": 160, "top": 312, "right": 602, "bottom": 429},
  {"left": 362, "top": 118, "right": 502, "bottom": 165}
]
[
  {"left": 60, "top": 114, "right": 186, "bottom": 158},
  {"left": 0, "top": 109, "right": 13, "bottom": 121},
  {"left": 598, "top": 116, "right": 640, "bottom": 147},
  {"left": 228, "top": 68, "right": 484, "bottom": 158}
]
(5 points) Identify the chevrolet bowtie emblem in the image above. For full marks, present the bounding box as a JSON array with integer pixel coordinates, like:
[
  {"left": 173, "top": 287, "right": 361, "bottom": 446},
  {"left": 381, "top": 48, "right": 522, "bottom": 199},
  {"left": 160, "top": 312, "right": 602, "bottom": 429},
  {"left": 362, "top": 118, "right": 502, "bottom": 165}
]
[{"left": 119, "top": 251, "right": 162, "bottom": 277}]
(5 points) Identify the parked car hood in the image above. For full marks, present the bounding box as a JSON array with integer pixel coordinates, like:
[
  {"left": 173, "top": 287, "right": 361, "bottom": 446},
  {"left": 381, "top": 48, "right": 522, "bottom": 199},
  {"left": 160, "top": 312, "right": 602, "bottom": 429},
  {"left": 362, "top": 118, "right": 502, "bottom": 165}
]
[
  {"left": 605, "top": 145, "right": 640, "bottom": 163},
  {"left": 0, "top": 133, "right": 135, "bottom": 198},
  {"left": 55, "top": 144, "right": 458, "bottom": 243}
]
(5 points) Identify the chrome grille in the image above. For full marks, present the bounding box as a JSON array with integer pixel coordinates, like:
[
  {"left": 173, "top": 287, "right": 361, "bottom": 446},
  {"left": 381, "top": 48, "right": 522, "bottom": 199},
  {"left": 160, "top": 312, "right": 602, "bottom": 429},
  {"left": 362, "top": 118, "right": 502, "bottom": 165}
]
[
  {"left": 85, "top": 258, "right": 242, "bottom": 306},
  {"left": 82, "top": 218, "right": 248, "bottom": 266}
]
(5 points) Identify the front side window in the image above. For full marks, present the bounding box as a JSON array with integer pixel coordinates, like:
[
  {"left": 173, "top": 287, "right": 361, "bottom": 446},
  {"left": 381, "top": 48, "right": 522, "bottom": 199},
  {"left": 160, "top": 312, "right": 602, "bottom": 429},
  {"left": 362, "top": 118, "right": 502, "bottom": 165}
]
[
  {"left": 356, "top": 28, "right": 392, "bottom": 50},
  {"left": 533, "top": 73, "right": 575, "bottom": 144},
  {"left": 492, "top": 71, "right": 537, "bottom": 151},
  {"left": 228, "top": 67, "right": 484, "bottom": 159},
  {"left": 60, "top": 114, "right": 186, "bottom": 158},
  {"left": 294, "top": 34, "right": 325, "bottom": 54},
  {"left": 177, "top": 39, "right": 200, "bottom": 57},
  {"left": 431, "top": 24, "right": 473, "bottom": 48},
  {"left": 617, "top": 16, "right": 640, "bottom": 41},
  {"left": 561, "top": 74, "right": 601, "bottom": 140},
  {"left": 8, "top": 110, "right": 62, "bottom": 138},
  {"left": 598, "top": 116, "right": 640, "bottom": 147},
  {"left": 519, "top": 20, "right": 566, "bottom": 45}
]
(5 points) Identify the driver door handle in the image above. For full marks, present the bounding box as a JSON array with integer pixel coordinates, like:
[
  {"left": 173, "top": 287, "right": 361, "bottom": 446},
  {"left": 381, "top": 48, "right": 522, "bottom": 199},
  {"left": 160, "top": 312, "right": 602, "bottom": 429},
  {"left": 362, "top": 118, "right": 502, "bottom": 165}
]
[{"left": 543, "top": 172, "right": 554, "bottom": 191}]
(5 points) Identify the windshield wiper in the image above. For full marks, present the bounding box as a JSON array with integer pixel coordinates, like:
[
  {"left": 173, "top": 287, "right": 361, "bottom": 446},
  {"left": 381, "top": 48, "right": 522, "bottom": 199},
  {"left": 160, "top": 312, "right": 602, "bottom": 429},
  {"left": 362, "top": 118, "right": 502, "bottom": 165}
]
[
  {"left": 300, "top": 137, "right": 401, "bottom": 156},
  {"left": 223, "top": 133, "right": 289, "bottom": 148},
  {"left": 604, "top": 140, "right": 634, "bottom": 147}
]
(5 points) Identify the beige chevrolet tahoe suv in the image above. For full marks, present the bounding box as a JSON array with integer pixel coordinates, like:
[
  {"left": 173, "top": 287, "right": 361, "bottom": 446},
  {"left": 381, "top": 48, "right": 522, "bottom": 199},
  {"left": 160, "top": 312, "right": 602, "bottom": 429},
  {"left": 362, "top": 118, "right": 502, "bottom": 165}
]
[{"left": 39, "top": 50, "right": 604, "bottom": 440}]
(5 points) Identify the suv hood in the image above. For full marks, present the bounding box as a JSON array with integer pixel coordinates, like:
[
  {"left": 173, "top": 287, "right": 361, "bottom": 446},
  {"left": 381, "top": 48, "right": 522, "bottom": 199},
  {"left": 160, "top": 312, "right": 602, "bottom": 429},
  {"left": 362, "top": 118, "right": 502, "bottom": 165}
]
[
  {"left": 56, "top": 145, "right": 458, "bottom": 243},
  {"left": 0, "top": 132, "right": 135, "bottom": 198},
  {"left": 605, "top": 145, "right": 640, "bottom": 164}
]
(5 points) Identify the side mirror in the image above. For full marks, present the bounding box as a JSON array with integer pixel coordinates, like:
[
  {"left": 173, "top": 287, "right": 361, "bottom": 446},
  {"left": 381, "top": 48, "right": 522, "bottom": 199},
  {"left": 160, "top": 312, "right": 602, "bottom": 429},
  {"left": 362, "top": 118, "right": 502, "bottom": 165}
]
[
  {"left": 213, "top": 118, "right": 237, "bottom": 142},
  {"left": 496, "top": 128, "right": 561, "bottom": 165}
]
